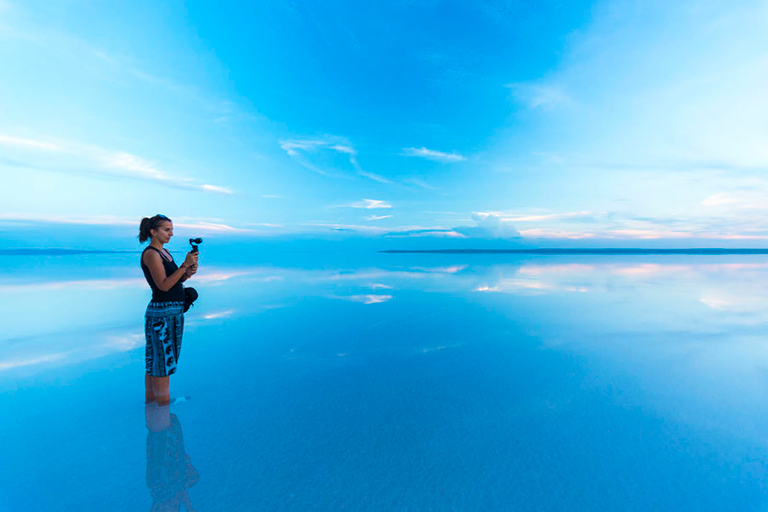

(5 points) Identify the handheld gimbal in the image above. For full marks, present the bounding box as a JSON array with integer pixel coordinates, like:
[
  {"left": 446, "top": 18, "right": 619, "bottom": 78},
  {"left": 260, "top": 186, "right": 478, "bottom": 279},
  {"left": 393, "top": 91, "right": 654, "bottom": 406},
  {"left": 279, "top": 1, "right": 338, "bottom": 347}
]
[{"left": 189, "top": 238, "right": 203, "bottom": 253}]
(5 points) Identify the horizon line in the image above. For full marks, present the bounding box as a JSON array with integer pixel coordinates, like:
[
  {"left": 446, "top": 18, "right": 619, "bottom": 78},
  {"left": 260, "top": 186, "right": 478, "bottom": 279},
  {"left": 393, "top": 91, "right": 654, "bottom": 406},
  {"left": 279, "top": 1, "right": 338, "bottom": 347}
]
[{"left": 381, "top": 248, "right": 768, "bottom": 255}]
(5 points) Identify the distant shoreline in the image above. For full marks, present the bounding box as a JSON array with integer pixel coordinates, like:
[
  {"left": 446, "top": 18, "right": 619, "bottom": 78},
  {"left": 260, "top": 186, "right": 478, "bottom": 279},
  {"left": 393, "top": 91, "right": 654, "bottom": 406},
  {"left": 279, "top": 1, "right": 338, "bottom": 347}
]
[{"left": 381, "top": 248, "right": 768, "bottom": 255}]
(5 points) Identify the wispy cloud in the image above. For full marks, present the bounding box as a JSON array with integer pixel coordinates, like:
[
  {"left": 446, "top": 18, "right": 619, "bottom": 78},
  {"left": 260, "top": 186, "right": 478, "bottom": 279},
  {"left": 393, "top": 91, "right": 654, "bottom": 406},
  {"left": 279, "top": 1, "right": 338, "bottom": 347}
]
[
  {"left": 365, "top": 214, "right": 393, "bottom": 221},
  {"left": 0, "top": 135, "right": 61, "bottom": 151},
  {"left": 201, "top": 184, "right": 234, "bottom": 194},
  {"left": 342, "top": 199, "right": 392, "bottom": 209},
  {"left": 506, "top": 82, "right": 569, "bottom": 110},
  {"left": 279, "top": 139, "right": 327, "bottom": 157},
  {"left": 0, "top": 133, "right": 233, "bottom": 194},
  {"left": 280, "top": 136, "right": 389, "bottom": 183},
  {"left": 403, "top": 177, "right": 438, "bottom": 190},
  {"left": 0, "top": 213, "right": 254, "bottom": 233},
  {"left": 500, "top": 211, "right": 595, "bottom": 222},
  {"left": 357, "top": 169, "right": 393, "bottom": 184},
  {"left": 386, "top": 228, "right": 466, "bottom": 238},
  {"left": 345, "top": 294, "right": 393, "bottom": 304},
  {"left": 701, "top": 192, "right": 768, "bottom": 211},
  {"left": 402, "top": 147, "right": 466, "bottom": 163}
]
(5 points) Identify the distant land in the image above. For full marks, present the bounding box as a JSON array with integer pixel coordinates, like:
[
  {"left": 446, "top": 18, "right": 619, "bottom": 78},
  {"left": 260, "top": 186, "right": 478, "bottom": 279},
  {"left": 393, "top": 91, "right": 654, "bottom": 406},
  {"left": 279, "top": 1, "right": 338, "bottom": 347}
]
[{"left": 381, "top": 248, "right": 768, "bottom": 255}]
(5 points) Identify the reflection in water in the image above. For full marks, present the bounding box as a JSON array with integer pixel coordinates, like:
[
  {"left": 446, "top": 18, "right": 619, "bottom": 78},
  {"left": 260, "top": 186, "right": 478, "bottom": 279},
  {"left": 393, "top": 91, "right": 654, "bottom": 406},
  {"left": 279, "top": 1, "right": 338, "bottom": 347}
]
[
  {"left": 145, "top": 405, "right": 199, "bottom": 512},
  {"left": 7, "top": 255, "right": 768, "bottom": 375}
]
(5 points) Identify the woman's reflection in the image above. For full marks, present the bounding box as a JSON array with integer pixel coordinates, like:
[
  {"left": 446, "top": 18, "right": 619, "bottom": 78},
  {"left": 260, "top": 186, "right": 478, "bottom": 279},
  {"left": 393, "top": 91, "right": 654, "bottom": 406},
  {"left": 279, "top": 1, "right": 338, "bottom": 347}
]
[{"left": 145, "top": 405, "right": 199, "bottom": 512}]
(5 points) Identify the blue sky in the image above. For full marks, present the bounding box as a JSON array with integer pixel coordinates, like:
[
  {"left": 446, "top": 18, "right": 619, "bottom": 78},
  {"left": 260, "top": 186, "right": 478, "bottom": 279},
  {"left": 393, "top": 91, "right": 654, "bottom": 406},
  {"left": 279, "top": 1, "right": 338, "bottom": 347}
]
[{"left": 2, "top": 0, "right": 768, "bottom": 249}]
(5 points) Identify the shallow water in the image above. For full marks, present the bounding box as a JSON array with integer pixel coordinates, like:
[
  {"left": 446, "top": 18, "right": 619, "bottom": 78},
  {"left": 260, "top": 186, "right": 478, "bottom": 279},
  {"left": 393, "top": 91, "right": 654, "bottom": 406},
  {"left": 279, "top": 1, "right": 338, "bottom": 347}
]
[{"left": 2, "top": 251, "right": 768, "bottom": 511}]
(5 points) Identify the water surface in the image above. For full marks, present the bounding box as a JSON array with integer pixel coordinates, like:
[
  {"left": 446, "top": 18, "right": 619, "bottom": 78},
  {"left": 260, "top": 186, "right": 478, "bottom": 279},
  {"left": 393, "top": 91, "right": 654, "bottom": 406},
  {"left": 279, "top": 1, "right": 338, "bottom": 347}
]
[{"left": 2, "top": 251, "right": 768, "bottom": 511}]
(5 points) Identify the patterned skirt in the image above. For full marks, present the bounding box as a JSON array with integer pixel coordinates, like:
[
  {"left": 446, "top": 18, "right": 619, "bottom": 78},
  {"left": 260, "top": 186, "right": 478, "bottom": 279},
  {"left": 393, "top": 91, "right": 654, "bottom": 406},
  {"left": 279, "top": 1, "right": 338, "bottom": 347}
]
[{"left": 145, "top": 301, "right": 185, "bottom": 377}]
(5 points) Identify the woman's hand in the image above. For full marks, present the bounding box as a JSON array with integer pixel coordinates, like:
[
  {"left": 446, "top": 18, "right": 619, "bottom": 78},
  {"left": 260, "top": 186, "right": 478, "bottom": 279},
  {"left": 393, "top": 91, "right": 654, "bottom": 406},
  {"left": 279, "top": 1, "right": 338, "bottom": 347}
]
[
  {"left": 185, "top": 264, "right": 198, "bottom": 278},
  {"left": 182, "top": 251, "right": 199, "bottom": 269}
]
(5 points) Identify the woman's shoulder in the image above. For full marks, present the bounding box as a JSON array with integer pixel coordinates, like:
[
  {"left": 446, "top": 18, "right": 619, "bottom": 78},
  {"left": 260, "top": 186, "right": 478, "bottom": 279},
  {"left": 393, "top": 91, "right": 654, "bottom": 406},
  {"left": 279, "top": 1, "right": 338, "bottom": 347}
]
[{"left": 142, "top": 247, "right": 162, "bottom": 265}]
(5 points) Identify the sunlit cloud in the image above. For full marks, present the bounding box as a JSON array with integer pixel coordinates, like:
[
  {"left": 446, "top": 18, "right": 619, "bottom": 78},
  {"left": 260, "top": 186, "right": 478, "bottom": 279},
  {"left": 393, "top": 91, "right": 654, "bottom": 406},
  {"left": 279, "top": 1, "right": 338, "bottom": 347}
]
[
  {"left": 365, "top": 214, "right": 392, "bottom": 221},
  {"left": 402, "top": 147, "right": 466, "bottom": 163}
]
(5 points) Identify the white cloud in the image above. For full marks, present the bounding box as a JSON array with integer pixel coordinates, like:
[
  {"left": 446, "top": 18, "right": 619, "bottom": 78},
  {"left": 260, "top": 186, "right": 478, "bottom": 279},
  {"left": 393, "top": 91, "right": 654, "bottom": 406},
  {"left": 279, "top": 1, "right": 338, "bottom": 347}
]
[
  {"left": 0, "top": 135, "right": 61, "bottom": 151},
  {"left": 701, "top": 192, "right": 768, "bottom": 210},
  {"left": 281, "top": 137, "right": 392, "bottom": 184},
  {"left": 365, "top": 214, "right": 393, "bottom": 221},
  {"left": 386, "top": 229, "right": 466, "bottom": 238},
  {"left": 0, "top": 213, "right": 136, "bottom": 227},
  {"left": 201, "top": 184, "right": 234, "bottom": 194},
  {"left": 403, "top": 177, "right": 438, "bottom": 190},
  {"left": 279, "top": 139, "right": 327, "bottom": 157},
  {"left": 346, "top": 199, "right": 392, "bottom": 209},
  {"left": 0, "top": 213, "right": 254, "bottom": 234},
  {"left": 502, "top": 211, "right": 594, "bottom": 222},
  {"left": 0, "top": 133, "right": 233, "bottom": 194},
  {"left": 402, "top": 147, "right": 466, "bottom": 163},
  {"left": 346, "top": 294, "right": 393, "bottom": 304},
  {"left": 357, "top": 169, "right": 393, "bottom": 184},
  {"left": 452, "top": 212, "right": 522, "bottom": 239}
]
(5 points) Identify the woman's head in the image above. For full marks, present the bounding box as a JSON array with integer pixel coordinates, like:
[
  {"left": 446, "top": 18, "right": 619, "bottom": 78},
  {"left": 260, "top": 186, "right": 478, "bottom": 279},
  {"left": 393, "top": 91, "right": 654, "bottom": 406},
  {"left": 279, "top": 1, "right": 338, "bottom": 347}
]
[{"left": 139, "top": 214, "right": 173, "bottom": 243}]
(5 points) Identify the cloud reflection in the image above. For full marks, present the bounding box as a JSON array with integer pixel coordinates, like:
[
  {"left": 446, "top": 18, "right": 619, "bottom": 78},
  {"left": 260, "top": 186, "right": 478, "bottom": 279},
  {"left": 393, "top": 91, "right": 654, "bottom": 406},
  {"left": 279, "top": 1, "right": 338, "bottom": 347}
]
[{"left": 6, "top": 255, "right": 768, "bottom": 377}]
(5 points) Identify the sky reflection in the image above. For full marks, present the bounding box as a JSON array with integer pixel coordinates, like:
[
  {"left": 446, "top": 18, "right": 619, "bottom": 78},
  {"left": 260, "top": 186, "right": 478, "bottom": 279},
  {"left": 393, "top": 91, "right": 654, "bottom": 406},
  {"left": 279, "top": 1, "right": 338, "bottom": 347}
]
[
  {"left": 3, "top": 254, "right": 768, "bottom": 378},
  {"left": 3, "top": 253, "right": 768, "bottom": 510}
]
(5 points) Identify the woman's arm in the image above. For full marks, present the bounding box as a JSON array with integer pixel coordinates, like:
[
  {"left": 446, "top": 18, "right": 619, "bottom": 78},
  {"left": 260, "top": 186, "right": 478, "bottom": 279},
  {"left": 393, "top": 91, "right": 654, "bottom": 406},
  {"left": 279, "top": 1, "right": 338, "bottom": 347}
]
[
  {"left": 180, "top": 264, "right": 197, "bottom": 282},
  {"left": 143, "top": 251, "right": 195, "bottom": 292}
]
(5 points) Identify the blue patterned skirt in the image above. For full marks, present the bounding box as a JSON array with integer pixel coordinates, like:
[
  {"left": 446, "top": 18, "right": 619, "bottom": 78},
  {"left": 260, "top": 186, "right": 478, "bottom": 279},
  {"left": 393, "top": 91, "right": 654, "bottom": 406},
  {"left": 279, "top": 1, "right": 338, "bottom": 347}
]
[{"left": 145, "top": 301, "right": 185, "bottom": 377}]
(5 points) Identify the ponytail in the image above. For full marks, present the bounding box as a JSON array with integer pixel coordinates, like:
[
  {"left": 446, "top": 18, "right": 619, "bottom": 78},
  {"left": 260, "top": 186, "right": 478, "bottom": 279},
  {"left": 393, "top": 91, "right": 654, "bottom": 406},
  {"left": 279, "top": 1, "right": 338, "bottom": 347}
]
[{"left": 138, "top": 214, "right": 172, "bottom": 243}]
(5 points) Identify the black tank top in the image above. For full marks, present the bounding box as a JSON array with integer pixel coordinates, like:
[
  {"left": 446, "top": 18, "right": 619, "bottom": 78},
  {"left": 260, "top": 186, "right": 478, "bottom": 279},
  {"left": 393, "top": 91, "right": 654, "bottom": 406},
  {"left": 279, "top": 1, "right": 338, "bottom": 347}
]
[{"left": 141, "top": 246, "right": 185, "bottom": 303}]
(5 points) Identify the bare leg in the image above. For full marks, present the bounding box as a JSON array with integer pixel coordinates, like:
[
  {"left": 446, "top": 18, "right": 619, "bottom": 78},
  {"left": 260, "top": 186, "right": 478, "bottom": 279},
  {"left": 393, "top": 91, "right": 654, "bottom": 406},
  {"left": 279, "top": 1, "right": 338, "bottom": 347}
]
[
  {"left": 145, "top": 373, "right": 156, "bottom": 404},
  {"left": 150, "top": 376, "right": 171, "bottom": 406}
]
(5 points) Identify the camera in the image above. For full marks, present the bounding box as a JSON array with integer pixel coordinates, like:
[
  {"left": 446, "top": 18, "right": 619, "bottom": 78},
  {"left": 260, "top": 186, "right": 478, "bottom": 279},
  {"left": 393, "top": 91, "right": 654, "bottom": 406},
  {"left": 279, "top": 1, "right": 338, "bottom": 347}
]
[{"left": 189, "top": 238, "right": 203, "bottom": 253}]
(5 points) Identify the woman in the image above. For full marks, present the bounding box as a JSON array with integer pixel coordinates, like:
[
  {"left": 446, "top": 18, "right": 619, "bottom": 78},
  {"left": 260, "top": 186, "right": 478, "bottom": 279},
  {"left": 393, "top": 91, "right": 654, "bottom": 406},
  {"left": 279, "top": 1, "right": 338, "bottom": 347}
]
[{"left": 139, "top": 214, "right": 198, "bottom": 406}]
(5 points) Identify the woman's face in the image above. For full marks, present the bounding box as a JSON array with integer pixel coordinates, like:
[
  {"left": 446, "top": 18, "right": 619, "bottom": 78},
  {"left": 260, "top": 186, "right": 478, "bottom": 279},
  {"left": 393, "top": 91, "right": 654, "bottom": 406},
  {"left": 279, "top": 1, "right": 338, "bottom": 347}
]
[{"left": 150, "top": 221, "right": 173, "bottom": 244}]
